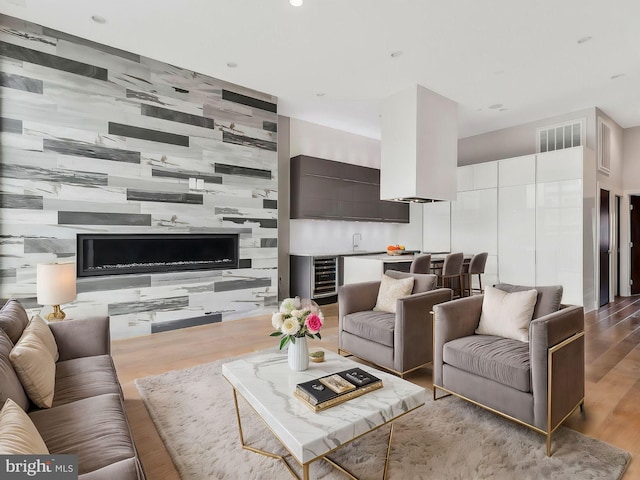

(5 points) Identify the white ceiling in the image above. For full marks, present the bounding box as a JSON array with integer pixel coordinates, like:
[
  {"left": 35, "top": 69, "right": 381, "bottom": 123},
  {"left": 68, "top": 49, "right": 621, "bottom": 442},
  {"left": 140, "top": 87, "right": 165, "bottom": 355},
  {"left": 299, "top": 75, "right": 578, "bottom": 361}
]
[{"left": 2, "top": 0, "right": 640, "bottom": 139}]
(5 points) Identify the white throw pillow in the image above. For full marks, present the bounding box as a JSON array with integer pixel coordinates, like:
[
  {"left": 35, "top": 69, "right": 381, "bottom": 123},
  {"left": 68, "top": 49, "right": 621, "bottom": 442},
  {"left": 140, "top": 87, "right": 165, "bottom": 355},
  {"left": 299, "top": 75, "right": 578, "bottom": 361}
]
[
  {"left": 0, "top": 398, "right": 49, "bottom": 454},
  {"left": 10, "top": 330, "right": 56, "bottom": 408},
  {"left": 475, "top": 286, "right": 538, "bottom": 342},
  {"left": 373, "top": 274, "right": 415, "bottom": 313},
  {"left": 25, "top": 315, "right": 59, "bottom": 362}
]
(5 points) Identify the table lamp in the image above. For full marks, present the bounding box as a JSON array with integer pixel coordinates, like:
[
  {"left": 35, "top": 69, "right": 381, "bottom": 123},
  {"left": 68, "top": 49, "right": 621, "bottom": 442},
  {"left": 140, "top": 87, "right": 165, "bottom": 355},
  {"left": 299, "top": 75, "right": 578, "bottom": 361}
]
[{"left": 36, "top": 263, "right": 77, "bottom": 321}]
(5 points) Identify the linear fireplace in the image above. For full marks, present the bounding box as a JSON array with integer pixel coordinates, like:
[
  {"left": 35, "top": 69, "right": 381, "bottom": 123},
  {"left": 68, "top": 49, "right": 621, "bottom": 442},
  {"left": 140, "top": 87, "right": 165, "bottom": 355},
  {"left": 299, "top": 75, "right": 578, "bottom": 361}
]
[{"left": 77, "top": 233, "right": 239, "bottom": 277}]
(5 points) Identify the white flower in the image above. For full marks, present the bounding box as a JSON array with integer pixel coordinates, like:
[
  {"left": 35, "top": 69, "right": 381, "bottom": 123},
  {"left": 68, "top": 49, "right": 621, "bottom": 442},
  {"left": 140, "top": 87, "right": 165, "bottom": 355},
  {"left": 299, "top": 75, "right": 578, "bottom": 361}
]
[
  {"left": 290, "top": 309, "right": 303, "bottom": 318},
  {"left": 271, "top": 312, "right": 284, "bottom": 330},
  {"left": 279, "top": 297, "right": 301, "bottom": 314},
  {"left": 281, "top": 317, "right": 300, "bottom": 336}
]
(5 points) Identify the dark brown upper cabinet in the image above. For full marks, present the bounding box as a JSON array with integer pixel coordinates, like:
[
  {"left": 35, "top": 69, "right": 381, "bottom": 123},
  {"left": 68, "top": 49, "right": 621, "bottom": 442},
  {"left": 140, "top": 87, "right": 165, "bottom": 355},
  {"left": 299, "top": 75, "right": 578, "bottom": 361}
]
[{"left": 290, "top": 155, "right": 409, "bottom": 223}]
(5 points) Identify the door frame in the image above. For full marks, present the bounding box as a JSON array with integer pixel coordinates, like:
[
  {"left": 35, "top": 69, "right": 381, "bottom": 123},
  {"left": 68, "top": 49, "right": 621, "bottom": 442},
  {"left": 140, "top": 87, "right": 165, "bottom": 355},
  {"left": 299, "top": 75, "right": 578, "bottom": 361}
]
[
  {"left": 598, "top": 188, "right": 611, "bottom": 307},
  {"left": 621, "top": 190, "right": 640, "bottom": 296}
]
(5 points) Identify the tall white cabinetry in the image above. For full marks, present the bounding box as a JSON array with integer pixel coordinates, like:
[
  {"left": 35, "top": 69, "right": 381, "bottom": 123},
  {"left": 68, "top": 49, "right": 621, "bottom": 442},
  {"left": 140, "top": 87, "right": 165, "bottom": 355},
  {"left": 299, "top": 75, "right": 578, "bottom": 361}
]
[
  {"left": 534, "top": 148, "right": 592, "bottom": 307},
  {"left": 497, "top": 155, "right": 536, "bottom": 286},
  {"left": 422, "top": 146, "right": 596, "bottom": 311},
  {"left": 451, "top": 162, "right": 499, "bottom": 289}
]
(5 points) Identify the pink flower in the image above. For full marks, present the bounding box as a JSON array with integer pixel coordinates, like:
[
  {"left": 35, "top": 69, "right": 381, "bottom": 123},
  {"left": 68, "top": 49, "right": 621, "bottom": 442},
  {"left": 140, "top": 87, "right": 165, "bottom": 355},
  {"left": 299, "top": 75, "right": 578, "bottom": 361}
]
[{"left": 305, "top": 313, "right": 323, "bottom": 334}]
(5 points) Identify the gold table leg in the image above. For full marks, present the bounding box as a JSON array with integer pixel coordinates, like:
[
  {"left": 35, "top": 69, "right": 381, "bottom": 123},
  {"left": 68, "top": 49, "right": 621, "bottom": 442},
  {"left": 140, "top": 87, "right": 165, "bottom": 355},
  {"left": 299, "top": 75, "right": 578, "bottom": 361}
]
[
  {"left": 232, "top": 389, "right": 299, "bottom": 479},
  {"left": 232, "top": 387, "right": 399, "bottom": 480}
]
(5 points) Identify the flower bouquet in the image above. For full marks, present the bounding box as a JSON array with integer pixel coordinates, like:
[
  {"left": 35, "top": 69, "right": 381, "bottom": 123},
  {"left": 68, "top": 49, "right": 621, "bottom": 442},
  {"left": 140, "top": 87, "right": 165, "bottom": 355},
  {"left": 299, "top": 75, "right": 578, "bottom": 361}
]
[{"left": 270, "top": 297, "right": 323, "bottom": 350}]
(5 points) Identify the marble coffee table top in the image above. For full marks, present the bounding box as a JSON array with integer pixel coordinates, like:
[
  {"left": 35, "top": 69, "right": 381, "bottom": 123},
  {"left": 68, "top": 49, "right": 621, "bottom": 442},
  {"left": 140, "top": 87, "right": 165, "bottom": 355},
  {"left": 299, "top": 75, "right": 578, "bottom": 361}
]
[{"left": 222, "top": 349, "right": 425, "bottom": 464}]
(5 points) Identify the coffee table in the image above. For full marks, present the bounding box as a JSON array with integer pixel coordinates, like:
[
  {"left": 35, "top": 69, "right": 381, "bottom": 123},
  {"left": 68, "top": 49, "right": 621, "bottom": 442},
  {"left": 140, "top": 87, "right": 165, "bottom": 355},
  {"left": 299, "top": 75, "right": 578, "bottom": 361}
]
[{"left": 222, "top": 349, "right": 425, "bottom": 479}]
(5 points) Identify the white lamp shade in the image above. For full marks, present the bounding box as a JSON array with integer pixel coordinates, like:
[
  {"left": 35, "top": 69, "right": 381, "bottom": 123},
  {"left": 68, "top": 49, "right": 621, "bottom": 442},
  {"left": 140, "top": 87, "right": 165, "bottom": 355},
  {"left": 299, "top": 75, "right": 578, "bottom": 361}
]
[{"left": 36, "top": 263, "right": 77, "bottom": 305}]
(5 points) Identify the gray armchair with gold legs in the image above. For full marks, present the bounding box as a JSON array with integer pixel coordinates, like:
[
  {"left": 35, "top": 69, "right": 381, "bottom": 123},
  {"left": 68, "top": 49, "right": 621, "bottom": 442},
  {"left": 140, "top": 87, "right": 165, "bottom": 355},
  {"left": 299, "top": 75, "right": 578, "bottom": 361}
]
[
  {"left": 432, "top": 284, "right": 585, "bottom": 456},
  {"left": 338, "top": 271, "right": 452, "bottom": 377}
]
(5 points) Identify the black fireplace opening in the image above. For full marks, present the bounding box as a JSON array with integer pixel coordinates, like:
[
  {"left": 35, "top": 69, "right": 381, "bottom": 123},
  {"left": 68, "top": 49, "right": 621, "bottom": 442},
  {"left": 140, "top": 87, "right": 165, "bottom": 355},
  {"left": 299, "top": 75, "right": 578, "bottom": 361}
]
[{"left": 77, "top": 233, "right": 239, "bottom": 277}]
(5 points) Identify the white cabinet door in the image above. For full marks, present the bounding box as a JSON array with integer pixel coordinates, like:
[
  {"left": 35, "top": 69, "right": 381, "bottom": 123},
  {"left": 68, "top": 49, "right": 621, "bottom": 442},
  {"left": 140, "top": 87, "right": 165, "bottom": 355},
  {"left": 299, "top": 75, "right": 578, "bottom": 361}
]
[
  {"left": 457, "top": 162, "right": 497, "bottom": 191},
  {"left": 536, "top": 147, "right": 583, "bottom": 183},
  {"left": 535, "top": 179, "right": 583, "bottom": 306},
  {"left": 423, "top": 201, "right": 451, "bottom": 253},
  {"left": 451, "top": 188, "right": 498, "bottom": 286},
  {"left": 498, "top": 155, "right": 536, "bottom": 285},
  {"left": 498, "top": 184, "right": 536, "bottom": 285}
]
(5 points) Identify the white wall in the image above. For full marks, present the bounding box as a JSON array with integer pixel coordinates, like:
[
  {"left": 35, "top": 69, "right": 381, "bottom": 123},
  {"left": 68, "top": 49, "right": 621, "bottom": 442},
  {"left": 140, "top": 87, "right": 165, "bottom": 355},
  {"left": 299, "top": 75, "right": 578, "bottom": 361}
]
[
  {"left": 622, "top": 127, "right": 640, "bottom": 191},
  {"left": 458, "top": 108, "right": 596, "bottom": 166},
  {"left": 620, "top": 126, "right": 640, "bottom": 296},
  {"left": 290, "top": 118, "right": 381, "bottom": 168}
]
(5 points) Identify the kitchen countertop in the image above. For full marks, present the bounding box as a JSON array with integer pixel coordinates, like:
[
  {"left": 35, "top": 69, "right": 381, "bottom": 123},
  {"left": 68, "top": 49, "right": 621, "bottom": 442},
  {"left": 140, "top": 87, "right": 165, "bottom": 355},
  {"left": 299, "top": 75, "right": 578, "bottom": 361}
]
[{"left": 289, "top": 250, "right": 386, "bottom": 257}]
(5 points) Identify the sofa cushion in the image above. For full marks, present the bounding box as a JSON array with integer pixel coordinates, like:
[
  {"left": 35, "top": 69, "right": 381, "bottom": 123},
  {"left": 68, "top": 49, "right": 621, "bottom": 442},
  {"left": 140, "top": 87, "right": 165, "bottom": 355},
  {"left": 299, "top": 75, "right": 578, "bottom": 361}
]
[
  {"left": 10, "top": 328, "right": 56, "bottom": 408},
  {"left": 494, "top": 283, "right": 563, "bottom": 319},
  {"left": 29, "top": 394, "right": 136, "bottom": 476},
  {"left": 79, "top": 458, "right": 143, "bottom": 480},
  {"left": 342, "top": 311, "right": 396, "bottom": 347},
  {"left": 385, "top": 270, "right": 437, "bottom": 293},
  {"left": 53, "top": 355, "right": 122, "bottom": 407},
  {"left": 443, "top": 335, "right": 531, "bottom": 392},
  {"left": 0, "top": 330, "right": 30, "bottom": 411},
  {"left": 24, "top": 315, "right": 59, "bottom": 362},
  {"left": 373, "top": 274, "right": 414, "bottom": 313},
  {"left": 0, "top": 398, "right": 49, "bottom": 454},
  {"left": 0, "top": 300, "right": 29, "bottom": 344},
  {"left": 476, "top": 286, "right": 537, "bottom": 342}
]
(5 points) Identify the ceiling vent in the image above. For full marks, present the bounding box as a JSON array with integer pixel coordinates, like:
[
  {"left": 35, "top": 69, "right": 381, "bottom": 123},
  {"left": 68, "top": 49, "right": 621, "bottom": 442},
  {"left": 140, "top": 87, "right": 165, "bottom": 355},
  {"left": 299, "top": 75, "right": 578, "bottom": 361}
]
[{"left": 380, "top": 85, "right": 458, "bottom": 203}]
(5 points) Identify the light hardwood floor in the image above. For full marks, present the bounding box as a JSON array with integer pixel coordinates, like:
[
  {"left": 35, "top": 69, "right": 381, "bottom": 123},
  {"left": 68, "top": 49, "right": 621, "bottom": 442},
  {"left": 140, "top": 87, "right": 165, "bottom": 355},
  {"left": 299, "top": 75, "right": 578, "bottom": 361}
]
[{"left": 112, "top": 297, "right": 640, "bottom": 479}]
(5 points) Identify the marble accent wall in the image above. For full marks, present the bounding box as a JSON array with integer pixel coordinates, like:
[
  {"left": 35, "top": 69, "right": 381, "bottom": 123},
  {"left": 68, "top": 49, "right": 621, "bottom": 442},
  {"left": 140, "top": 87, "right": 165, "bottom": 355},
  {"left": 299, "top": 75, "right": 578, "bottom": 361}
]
[{"left": 0, "top": 15, "right": 278, "bottom": 338}]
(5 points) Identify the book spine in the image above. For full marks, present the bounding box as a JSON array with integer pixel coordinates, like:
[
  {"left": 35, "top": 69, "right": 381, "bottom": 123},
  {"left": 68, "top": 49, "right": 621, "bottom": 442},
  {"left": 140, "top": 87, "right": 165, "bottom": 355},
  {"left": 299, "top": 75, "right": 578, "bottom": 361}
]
[
  {"left": 295, "top": 385, "right": 319, "bottom": 405},
  {"left": 310, "top": 381, "right": 383, "bottom": 411}
]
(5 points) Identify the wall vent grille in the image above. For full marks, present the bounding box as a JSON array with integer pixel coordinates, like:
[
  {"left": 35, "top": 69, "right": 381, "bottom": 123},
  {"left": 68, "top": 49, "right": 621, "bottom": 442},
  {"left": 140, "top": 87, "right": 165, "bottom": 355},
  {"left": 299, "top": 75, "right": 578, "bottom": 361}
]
[
  {"left": 537, "top": 120, "right": 584, "bottom": 153},
  {"left": 597, "top": 118, "right": 611, "bottom": 174}
]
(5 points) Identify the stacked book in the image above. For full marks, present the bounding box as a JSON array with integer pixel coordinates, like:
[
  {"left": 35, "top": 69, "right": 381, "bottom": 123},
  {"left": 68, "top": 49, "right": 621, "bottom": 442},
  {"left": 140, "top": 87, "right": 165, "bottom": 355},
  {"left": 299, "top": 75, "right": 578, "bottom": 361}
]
[{"left": 294, "top": 368, "right": 383, "bottom": 412}]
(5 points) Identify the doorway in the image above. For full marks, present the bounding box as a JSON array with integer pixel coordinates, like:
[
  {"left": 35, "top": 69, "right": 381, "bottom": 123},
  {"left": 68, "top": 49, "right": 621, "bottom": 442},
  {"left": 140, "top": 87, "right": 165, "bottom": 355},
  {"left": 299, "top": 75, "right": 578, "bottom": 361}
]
[
  {"left": 616, "top": 195, "right": 621, "bottom": 297},
  {"left": 631, "top": 195, "right": 640, "bottom": 295},
  {"left": 599, "top": 189, "right": 610, "bottom": 306}
]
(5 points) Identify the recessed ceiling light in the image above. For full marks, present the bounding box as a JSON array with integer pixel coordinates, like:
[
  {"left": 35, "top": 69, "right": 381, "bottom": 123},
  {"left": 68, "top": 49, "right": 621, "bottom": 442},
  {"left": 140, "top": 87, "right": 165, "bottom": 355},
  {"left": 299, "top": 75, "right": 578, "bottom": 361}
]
[
  {"left": 610, "top": 73, "right": 625, "bottom": 80},
  {"left": 226, "top": 62, "right": 238, "bottom": 68},
  {"left": 316, "top": 93, "right": 325, "bottom": 97},
  {"left": 488, "top": 103, "right": 503, "bottom": 110},
  {"left": 290, "top": 0, "right": 303, "bottom": 6},
  {"left": 91, "top": 15, "right": 106, "bottom": 24},
  {"left": 577, "top": 35, "right": 592, "bottom": 44},
  {"left": 390, "top": 50, "right": 403, "bottom": 58}
]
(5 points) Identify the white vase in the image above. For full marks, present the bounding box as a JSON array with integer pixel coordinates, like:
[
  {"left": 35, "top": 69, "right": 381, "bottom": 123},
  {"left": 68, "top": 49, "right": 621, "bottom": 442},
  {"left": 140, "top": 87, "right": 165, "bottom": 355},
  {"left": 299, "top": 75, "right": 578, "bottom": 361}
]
[{"left": 288, "top": 336, "right": 309, "bottom": 371}]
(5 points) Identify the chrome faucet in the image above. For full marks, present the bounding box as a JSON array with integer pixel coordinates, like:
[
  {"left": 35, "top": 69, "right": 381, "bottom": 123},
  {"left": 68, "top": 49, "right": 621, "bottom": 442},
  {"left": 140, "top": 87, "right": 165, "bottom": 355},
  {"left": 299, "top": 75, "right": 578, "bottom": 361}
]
[{"left": 352, "top": 233, "right": 362, "bottom": 251}]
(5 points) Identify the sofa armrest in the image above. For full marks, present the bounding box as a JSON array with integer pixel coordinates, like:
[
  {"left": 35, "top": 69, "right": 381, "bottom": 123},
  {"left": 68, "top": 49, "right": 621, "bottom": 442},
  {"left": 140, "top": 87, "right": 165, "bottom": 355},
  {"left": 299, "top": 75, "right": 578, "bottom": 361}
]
[
  {"left": 338, "top": 281, "right": 380, "bottom": 350},
  {"left": 394, "top": 288, "right": 453, "bottom": 372},
  {"left": 338, "top": 282, "right": 380, "bottom": 317},
  {"left": 432, "top": 295, "right": 484, "bottom": 387},
  {"left": 48, "top": 316, "right": 111, "bottom": 361},
  {"left": 529, "top": 305, "right": 584, "bottom": 430}
]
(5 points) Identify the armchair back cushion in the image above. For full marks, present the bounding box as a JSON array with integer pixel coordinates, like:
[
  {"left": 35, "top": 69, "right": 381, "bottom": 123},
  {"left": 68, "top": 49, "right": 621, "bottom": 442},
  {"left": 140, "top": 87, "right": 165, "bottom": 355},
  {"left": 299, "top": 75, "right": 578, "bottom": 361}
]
[
  {"left": 475, "top": 286, "right": 537, "bottom": 342},
  {"left": 385, "top": 270, "right": 437, "bottom": 293},
  {"left": 494, "top": 283, "right": 563, "bottom": 319},
  {"left": 373, "top": 274, "right": 414, "bottom": 313}
]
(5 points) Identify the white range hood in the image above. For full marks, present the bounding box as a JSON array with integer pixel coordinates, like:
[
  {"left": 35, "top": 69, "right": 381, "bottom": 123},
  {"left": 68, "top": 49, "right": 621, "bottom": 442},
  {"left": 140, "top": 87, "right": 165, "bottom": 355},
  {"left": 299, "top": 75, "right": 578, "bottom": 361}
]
[{"left": 380, "top": 85, "right": 458, "bottom": 202}]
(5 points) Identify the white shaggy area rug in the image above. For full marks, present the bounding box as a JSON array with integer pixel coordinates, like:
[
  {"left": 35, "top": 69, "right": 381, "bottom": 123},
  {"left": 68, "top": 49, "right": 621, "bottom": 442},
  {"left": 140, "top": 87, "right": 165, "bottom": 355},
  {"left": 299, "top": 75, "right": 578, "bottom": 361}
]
[{"left": 136, "top": 352, "right": 630, "bottom": 480}]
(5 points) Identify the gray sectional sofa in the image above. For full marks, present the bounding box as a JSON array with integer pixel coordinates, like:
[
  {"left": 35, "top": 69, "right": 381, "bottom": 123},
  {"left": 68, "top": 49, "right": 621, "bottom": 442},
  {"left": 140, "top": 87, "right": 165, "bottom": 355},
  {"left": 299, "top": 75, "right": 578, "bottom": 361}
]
[{"left": 0, "top": 299, "right": 145, "bottom": 479}]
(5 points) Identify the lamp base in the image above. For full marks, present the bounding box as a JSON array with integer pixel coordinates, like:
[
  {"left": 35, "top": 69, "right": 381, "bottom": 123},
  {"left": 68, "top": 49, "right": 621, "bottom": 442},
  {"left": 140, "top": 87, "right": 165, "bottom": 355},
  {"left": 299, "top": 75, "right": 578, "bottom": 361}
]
[{"left": 45, "top": 305, "right": 66, "bottom": 321}]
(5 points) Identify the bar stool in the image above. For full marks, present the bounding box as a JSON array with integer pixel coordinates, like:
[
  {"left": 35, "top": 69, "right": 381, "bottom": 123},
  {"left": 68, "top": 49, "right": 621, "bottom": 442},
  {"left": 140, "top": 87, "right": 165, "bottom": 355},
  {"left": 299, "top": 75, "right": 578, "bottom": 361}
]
[
  {"left": 463, "top": 252, "right": 488, "bottom": 296},
  {"left": 438, "top": 252, "right": 464, "bottom": 298},
  {"left": 410, "top": 254, "right": 431, "bottom": 274}
]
